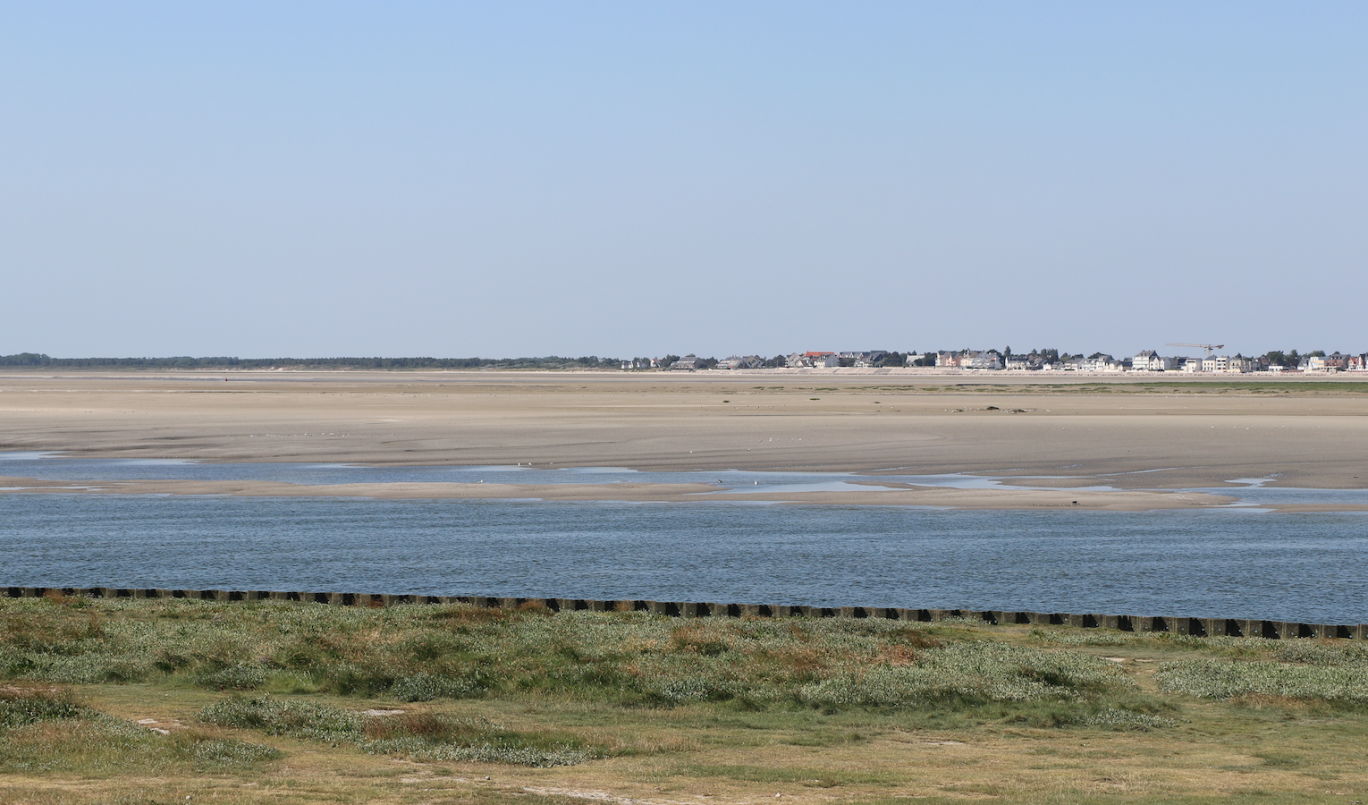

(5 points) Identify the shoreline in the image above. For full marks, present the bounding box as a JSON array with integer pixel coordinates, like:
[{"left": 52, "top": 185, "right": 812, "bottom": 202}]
[{"left": 0, "top": 474, "right": 1275, "bottom": 511}]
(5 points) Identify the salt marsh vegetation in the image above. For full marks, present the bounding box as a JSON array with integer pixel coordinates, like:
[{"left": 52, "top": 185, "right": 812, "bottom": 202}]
[{"left": 3, "top": 597, "right": 1368, "bottom": 803}]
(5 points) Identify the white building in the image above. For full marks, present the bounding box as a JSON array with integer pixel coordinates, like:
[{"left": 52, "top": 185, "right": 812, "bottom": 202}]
[
  {"left": 716, "top": 355, "right": 764, "bottom": 370},
  {"left": 1080, "top": 355, "right": 1120, "bottom": 372},
  {"left": 1131, "top": 350, "right": 1173, "bottom": 371},
  {"left": 1200, "top": 355, "right": 1252, "bottom": 373},
  {"left": 1307, "top": 353, "right": 1350, "bottom": 372},
  {"left": 962, "top": 350, "right": 1003, "bottom": 370}
]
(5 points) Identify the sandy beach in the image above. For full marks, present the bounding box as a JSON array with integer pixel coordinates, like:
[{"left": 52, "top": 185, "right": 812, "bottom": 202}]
[{"left": 1, "top": 369, "right": 1365, "bottom": 509}]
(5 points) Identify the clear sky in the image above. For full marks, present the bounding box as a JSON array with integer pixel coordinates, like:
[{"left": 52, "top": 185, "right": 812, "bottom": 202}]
[{"left": 3, "top": 2, "right": 1365, "bottom": 360}]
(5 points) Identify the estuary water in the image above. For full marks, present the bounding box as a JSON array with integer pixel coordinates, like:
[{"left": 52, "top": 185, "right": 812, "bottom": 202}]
[
  {"left": 2, "top": 451, "right": 1366, "bottom": 506},
  {"left": 1, "top": 454, "right": 1367, "bottom": 623}
]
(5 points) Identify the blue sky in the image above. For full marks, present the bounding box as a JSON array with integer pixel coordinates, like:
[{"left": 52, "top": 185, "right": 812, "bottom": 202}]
[{"left": 3, "top": 2, "right": 1365, "bottom": 359}]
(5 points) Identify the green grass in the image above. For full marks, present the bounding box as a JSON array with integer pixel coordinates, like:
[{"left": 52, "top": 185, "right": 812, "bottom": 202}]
[
  {"left": 1156, "top": 659, "right": 1368, "bottom": 708},
  {"left": 0, "top": 599, "right": 1141, "bottom": 714},
  {"left": 5, "top": 597, "right": 1368, "bottom": 803},
  {"left": 199, "top": 696, "right": 601, "bottom": 766},
  {"left": 0, "top": 686, "right": 279, "bottom": 776}
]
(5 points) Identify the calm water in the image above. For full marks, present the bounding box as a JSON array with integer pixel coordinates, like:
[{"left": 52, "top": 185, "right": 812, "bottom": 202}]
[
  {"left": 2, "top": 491, "right": 1366, "bottom": 623},
  {"left": 3, "top": 452, "right": 1368, "bottom": 506}
]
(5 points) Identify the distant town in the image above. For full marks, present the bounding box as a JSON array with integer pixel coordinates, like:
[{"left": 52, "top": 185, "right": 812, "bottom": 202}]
[
  {"left": 3, "top": 349, "right": 1366, "bottom": 374},
  {"left": 630, "top": 348, "right": 1368, "bottom": 374}
]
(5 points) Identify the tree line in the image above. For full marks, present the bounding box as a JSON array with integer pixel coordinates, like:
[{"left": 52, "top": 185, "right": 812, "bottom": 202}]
[{"left": 0, "top": 353, "right": 623, "bottom": 370}]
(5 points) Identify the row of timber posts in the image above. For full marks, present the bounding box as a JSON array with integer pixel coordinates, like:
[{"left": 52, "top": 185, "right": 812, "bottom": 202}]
[{"left": 4, "top": 587, "right": 1366, "bottom": 640}]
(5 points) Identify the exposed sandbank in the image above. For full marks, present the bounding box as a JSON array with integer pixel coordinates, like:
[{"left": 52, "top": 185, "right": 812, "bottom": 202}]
[{"left": 1, "top": 371, "right": 1365, "bottom": 492}]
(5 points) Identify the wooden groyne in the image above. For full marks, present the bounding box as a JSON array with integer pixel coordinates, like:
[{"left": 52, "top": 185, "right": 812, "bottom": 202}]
[{"left": 5, "top": 586, "right": 1365, "bottom": 640}]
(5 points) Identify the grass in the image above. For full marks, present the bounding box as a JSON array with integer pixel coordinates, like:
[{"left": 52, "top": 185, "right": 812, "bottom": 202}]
[
  {"left": 0, "top": 686, "right": 280, "bottom": 776},
  {"left": 3, "top": 597, "right": 1368, "bottom": 804},
  {"left": 0, "top": 599, "right": 1141, "bottom": 709},
  {"left": 199, "top": 696, "right": 601, "bottom": 766}
]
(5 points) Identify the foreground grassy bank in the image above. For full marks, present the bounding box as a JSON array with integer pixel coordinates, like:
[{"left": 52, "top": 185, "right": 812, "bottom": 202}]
[{"left": 2, "top": 597, "right": 1367, "bottom": 804}]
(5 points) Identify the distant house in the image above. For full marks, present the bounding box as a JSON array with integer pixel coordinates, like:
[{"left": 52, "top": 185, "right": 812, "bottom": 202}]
[
  {"left": 865, "top": 350, "right": 888, "bottom": 366},
  {"left": 936, "top": 351, "right": 962, "bottom": 368},
  {"left": 961, "top": 350, "right": 1003, "bottom": 370},
  {"left": 1131, "top": 350, "right": 1173, "bottom": 371},
  {"left": 1005, "top": 351, "right": 1048, "bottom": 371},
  {"left": 802, "top": 351, "right": 839, "bottom": 368},
  {"left": 1080, "top": 354, "right": 1119, "bottom": 372},
  {"left": 671, "top": 355, "right": 701, "bottom": 370},
  {"left": 717, "top": 355, "right": 765, "bottom": 370},
  {"left": 1198, "top": 355, "right": 1253, "bottom": 373},
  {"left": 829, "top": 351, "right": 884, "bottom": 368},
  {"left": 834, "top": 351, "right": 858, "bottom": 367},
  {"left": 1305, "top": 354, "right": 1347, "bottom": 372}
]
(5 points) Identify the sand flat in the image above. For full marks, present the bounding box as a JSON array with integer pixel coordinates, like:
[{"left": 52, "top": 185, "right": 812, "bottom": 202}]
[
  {"left": 1, "top": 370, "right": 1365, "bottom": 508},
  {"left": 0, "top": 475, "right": 1236, "bottom": 510}
]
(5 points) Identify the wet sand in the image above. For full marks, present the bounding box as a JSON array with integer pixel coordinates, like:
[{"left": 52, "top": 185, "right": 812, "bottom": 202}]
[
  {"left": 1, "top": 369, "right": 1365, "bottom": 509},
  {"left": 0, "top": 475, "right": 1237, "bottom": 511}
]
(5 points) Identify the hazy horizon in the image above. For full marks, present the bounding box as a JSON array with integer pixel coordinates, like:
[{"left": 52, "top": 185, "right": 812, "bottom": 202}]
[{"left": 4, "top": 3, "right": 1365, "bottom": 359}]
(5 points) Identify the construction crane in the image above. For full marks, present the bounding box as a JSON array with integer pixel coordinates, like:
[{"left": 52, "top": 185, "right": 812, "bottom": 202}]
[{"left": 1166, "top": 342, "right": 1224, "bottom": 357}]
